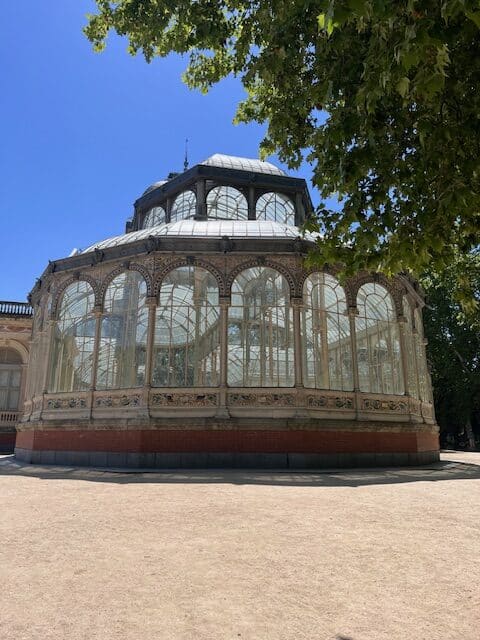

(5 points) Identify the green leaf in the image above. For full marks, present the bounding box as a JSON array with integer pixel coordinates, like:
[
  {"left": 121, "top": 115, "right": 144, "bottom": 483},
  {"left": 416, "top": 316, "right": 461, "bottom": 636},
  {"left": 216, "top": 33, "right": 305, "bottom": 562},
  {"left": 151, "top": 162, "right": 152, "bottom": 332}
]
[
  {"left": 396, "top": 76, "right": 410, "bottom": 97},
  {"left": 466, "top": 11, "right": 480, "bottom": 28}
]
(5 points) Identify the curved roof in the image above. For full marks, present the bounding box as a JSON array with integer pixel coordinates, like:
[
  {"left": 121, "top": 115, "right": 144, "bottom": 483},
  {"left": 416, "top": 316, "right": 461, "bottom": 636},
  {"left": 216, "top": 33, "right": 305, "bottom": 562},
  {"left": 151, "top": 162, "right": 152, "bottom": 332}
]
[
  {"left": 142, "top": 180, "right": 168, "bottom": 195},
  {"left": 82, "top": 220, "right": 317, "bottom": 253},
  {"left": 199, "top": 154, "right": 286, "bottom": 176}
]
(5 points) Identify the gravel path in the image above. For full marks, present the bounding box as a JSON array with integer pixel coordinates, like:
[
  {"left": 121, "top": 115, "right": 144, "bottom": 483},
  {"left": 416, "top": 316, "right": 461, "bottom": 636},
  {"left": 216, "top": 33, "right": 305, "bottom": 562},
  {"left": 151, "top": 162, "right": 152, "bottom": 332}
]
[{"left": 1, "top": 452, "right": 479, "bottom": 640}]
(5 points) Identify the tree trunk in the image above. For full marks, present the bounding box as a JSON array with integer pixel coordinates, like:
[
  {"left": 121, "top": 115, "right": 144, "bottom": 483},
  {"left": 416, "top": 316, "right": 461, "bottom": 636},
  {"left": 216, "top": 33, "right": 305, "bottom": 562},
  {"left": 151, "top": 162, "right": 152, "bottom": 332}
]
[{"left": 465, "top": 419, "right": 476, "bottom": 451}]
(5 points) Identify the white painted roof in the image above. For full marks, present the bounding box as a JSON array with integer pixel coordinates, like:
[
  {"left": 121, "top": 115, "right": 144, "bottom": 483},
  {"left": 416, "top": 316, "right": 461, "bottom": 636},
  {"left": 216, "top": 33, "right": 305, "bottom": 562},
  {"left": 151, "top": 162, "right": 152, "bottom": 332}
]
[
  {"left": 200, "top": 154, "right": 286, "bottom": 176},
  {"left": 82, "top": 220, "right": 317, "bottom": 253}
]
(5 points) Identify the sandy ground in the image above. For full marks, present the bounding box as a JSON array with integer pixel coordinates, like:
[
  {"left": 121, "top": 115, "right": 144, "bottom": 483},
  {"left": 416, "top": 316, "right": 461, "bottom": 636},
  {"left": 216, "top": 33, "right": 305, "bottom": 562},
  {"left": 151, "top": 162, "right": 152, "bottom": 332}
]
[{"left": 1, "top": 453, "right": 479, "bottom": 640}]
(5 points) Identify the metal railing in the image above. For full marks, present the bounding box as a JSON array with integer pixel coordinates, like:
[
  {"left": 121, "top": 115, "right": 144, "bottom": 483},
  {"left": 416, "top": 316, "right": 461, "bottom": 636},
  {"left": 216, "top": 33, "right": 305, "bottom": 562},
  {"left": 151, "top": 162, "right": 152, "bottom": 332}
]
[{"left": 0, "top": 301, "right": 33, "bottom": 317}]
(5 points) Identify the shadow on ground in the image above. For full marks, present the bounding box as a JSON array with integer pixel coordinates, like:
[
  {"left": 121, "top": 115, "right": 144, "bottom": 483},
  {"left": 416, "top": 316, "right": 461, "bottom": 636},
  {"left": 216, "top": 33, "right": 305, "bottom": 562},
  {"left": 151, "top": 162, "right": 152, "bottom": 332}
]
[{"left": 1, "top": 454, "right": 480, "bottom": 487}]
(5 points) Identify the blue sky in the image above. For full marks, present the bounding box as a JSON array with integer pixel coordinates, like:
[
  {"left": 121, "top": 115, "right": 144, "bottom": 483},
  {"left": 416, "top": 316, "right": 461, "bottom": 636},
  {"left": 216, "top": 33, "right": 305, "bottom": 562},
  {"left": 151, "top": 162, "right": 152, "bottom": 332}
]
[{"left": 1, "top": 1, "right": 321, "bottom": 301}]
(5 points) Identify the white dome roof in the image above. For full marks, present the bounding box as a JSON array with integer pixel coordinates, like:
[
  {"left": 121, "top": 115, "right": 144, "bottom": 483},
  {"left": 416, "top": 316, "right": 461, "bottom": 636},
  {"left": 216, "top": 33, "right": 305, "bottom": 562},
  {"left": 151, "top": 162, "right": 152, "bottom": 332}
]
[{"left": 200, "top": 154, "right": 286, "bottom": 176}]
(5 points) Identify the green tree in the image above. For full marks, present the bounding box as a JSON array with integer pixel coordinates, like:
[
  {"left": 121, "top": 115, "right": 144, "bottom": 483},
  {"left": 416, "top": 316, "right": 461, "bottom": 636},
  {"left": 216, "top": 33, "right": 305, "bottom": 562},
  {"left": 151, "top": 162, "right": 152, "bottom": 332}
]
[
  {"left": 421, "top": 251, "right": 480, "bottom": 448},
  {"left": 85, "top": 1, "right": 480, "bottom": 301}
]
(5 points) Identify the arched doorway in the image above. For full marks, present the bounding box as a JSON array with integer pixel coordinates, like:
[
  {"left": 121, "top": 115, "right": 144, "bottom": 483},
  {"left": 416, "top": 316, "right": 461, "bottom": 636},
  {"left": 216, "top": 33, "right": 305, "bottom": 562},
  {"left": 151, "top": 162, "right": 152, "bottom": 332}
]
[{"left": 0, "top": 347, "right": 23, "bottom": 452}]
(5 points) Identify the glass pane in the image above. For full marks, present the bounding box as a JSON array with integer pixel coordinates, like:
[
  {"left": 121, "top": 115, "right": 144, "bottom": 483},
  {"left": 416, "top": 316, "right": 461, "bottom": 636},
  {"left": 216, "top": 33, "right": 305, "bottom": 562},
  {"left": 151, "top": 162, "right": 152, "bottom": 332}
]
[
  {"left": 206, "top": 186, "right": 248, "bottom": 220},
  {"left": 96, "top": 271, "right": 148, "bottom": 389},
  {"left": 143, "top": 206, "right": 166, "bottom": 229},
  {"left": 402, "top": 298, "right": 419, "bottom": 399},
  {"left": 302, "top": 273, "right": 353, "bottom": 390},
  {"left": 48, "top": 281, "right": 95, "bottom": 392},
  {"left": 414, "top": 308, "right": 430, "bottom": 402},
  {"left": 228, "top": 267, "right": 294, "bottom": 387},
  {"left": 171, "top": 191, "right": 196, "bottom": 222},
  {"left": 356, "top": 283, "right": 403, "bottom": 395},
  {"left": 256, "top": 192, "right": 295, "bottom": 225},
  {"left": 153, "top": 267, "right": 220, "bottom": 387}
]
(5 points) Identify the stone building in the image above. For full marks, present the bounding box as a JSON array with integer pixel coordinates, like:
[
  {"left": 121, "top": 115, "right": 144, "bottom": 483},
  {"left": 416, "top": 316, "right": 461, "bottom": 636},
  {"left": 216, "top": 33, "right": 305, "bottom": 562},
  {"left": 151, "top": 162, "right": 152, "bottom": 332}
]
[
  {"left": 0, "top": 301, "right": 32, "bottom": 452},
  {"left": 16, "top": 154, "right": 438, "bottom": 467}
]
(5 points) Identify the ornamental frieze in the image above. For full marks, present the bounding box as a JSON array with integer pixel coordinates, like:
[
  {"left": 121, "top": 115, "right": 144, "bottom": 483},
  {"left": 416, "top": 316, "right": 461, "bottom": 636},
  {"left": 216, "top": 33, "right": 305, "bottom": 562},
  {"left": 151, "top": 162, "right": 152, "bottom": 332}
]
[
  {"left": 361, "top": 398, "right": 408, "bottom": 413},
  {"left": 151, "top": 393, "right": 218, "bottom": 407},
  {"left": 228, "top": 393, "right": 296, "bottom": 407},
  {"left": 307, "top": 395, "right": 354, "bottom": 410},
  {"left": 95, "top": 394, "right": 141, "bottom": 408},
  {"left": 47, "top": 397, "right": 87, "bottom": 410}
]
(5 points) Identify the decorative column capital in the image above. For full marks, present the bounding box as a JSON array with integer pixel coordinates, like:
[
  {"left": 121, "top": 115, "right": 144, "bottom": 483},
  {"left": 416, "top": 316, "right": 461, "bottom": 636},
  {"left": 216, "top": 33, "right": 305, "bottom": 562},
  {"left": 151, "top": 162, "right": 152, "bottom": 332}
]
[
  {"left": 219, "top": 296, "right": 231, "bottom": 308},
  {"left": 145, "top": 296, "right": 157, "bottom": 309}
]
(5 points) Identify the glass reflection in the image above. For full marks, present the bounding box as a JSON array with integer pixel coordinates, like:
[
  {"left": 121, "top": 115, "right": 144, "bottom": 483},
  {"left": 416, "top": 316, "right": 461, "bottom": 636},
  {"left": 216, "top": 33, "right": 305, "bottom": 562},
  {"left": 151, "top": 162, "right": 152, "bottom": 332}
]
[
  {"left": 256, "top": 192, "right": 295, "bottom": 225},
  {"left": 48, "top": 281, "right": 96, "bottom": 392},
  {"left": 414, "top": 308, "right": 430, "bottom": 402},
  {"left": 143, "top": 206, "right": 166, "bottom": 229},
  {"left": 228, "top": 267, "right": 294, "bottom": 387},
  {"left": 153, "top": 267, "right": 220, "bottom": 387},
  {"left": 207, "top": 186, "right": 248, "bottom": 220},
  {"left": 97, "top": 272, "right": 148, "bottom": 389},
  {"left": 302, "top": 273, "right": 353, "bottom": 390},
  {"left": 355, "top": 283, "right": 403, "bottom": 395},
  {"left": 403, "top": 298, "right": 419, "bottom": 399},
  {"left": 171, "top": 191, "right": 196, "bottom": 222}
]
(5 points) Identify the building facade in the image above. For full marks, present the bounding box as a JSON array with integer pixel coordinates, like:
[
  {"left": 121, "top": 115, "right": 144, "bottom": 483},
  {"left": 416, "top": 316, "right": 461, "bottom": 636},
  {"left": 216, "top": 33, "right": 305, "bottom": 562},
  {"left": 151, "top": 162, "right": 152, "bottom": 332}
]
[
  {"left": 16, "top": 155, "right": 438, "bottom": 467},
  {"left": 0, "top": 301, "right": 32, "bottom": 452}
]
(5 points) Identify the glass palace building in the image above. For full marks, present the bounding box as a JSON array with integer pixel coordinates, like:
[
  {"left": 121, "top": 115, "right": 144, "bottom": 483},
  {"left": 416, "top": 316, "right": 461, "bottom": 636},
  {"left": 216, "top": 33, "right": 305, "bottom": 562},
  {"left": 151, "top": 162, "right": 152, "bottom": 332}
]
[{"left": 16, "top": 154, "right": 439, "bottom": 467}]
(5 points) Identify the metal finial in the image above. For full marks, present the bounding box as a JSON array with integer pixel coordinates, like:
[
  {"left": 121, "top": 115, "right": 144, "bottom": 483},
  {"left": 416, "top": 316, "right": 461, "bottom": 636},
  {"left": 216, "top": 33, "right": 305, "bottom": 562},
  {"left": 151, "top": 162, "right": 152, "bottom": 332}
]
[{"left": 184, "top": 138, "right": 189, "bottom": 171}]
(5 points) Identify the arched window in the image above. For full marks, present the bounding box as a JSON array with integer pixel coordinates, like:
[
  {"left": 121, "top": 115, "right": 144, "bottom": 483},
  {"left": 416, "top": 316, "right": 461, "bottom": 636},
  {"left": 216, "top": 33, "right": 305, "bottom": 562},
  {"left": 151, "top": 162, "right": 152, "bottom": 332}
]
[
  {"left": 0, "top": 348, "right": 22, "bottom": 411},
  {"left": 228, "top": 267, "right": 294, "bottom": 387},
  {"left": 153, "top": 266, "right": 220, "bottom": 387},
  {"left": 414, "top": 308, "right": 430, "bottom": 402},
  {"left": 48, "top": 281, "right": 96, "bottom": 392},
  {"left": 97, "top": 272, "right": 148, "bottom": 389},
  {"left": 143, "top": 206, "right": 166, "bottom": 229},
  {"left": 355, "top": 283, "right": 403, "bottom": 395},
  {"left": 256, "top": 192, "right": 295, "bottom": 225},
  {"left": 403, "top": 298, "right": 419, "bottom": 399},
  {"left": 171, "top": 190, "right": 196, "bottom": 222},
  {"left": 206, "top": 186, "right": 248, "bottom": 220},
  {"left": 302, "top": 273, "right": 353, "bottom": 390}
]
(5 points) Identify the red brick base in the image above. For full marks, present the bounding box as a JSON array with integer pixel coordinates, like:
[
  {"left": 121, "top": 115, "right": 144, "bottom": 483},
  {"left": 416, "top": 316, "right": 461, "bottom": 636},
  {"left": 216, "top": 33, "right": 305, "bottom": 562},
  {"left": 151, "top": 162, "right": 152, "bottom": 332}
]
[
  {"left": 0, "top": 432, "right": 16, "bottom": 453},
  {"left": 15, "top": 428, "right": 439, "bottom": 455}
]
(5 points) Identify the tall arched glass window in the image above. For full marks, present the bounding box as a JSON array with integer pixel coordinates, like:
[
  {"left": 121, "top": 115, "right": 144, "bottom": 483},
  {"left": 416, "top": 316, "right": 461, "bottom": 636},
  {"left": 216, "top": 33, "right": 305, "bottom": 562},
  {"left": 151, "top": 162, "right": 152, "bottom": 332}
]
[
  {"left": 0, "top": 348, "right": 22, "bottom": 411},
  {"left": 48, "top": 281, "right": 96, "bottom": 392},
  {"left": 206, "top": 186, "right": 248, "bottom": 220},
  {"left": 97, "top": 272, "right": 148, "bottom": 389},
  {"left": 414, "top": 308, "right": 430, "bottom": 402},
  {"left": 143, "top": 206, "right": 166, "bottom": 229},
  {"left": 402, "top": 298, "right": 419, "bottom": 399},
  {"left": 302, "top": 273, "right": 353, "bottom": 390},
  {"left": 256, "top": 192, "right": 295, "bottom": 225},
  {"left": 355, "top": 283, "right": 404, "bottom": 395},
  {"left": 228, "top": 267, "right": 294, "bottom": 387},
  {"left": 171, "top": 190, "right": 196, "bottom": 222},
  {"left": 152, "top": 266, "right": 220, "bottom": 387}
]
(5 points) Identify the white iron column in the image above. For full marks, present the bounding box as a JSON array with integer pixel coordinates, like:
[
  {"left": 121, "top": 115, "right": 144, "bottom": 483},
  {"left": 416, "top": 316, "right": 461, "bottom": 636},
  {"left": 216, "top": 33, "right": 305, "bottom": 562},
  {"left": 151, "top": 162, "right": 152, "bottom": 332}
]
[
  {"left": 292, "top": 297, "right": 303, "bottom": 388},
  {"left": 348, "top": 306, "right": 360, "bottom": 392},
  {"left": 144, "top": 296, "right": 157, "bottom": 387},
  {"left": 218, "top": 296, "right": 230, "bottom": 415},
  {"left": 90, "top": 306, "right": 103, "bottom": 391},
  {"left": 397, "top": 314, "right": 409, "bottom": 396}
]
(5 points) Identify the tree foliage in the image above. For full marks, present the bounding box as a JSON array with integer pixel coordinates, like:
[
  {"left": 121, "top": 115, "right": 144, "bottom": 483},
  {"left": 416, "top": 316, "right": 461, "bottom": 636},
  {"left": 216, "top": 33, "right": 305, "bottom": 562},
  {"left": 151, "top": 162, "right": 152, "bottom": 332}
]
[
  {"left": 85, "top": 1, "right": 480, "bottom": 301},
  {"left": 421, "top": 251, "right": 480, "bottom": 445}
]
